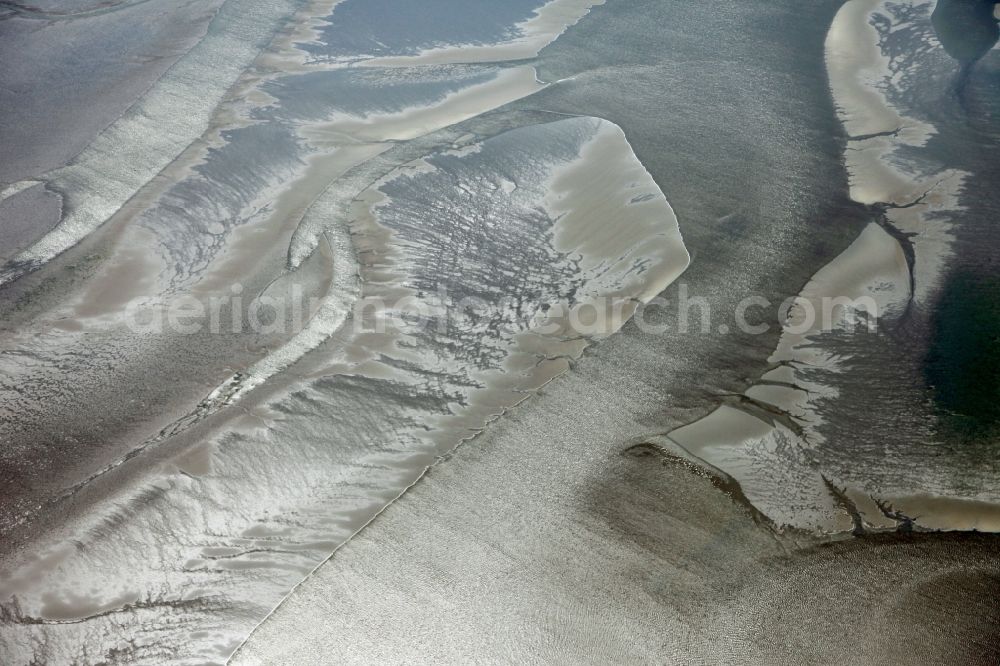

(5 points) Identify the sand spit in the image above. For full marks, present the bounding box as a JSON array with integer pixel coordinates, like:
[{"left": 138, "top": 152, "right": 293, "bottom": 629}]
[{"left": 0, "top": 180, "right": 41, "bottom": 204}]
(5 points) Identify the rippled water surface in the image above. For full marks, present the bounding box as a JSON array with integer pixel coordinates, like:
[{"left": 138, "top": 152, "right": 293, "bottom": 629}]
[{"left": 1, "top": 0, "right": 998, "bottom": 663}]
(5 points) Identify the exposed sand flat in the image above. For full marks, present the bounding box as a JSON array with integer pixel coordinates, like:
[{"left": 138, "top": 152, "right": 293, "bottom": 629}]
[
  {"left": 772, "top": 222, "right": 910, "bottom": 363},
  {"left": 261, "top": 0, "right": 346, "bottom": 70},
  {"left": 0, "top": 46, "right": 550, "bottom": 469},
  {"left": 667, "top": 223, "right": 912, "bottom": 531},
  {"left": 666, "top": 0, "right": 995, "bottom": 534},
  {"left": 0, "top": 0, "right": 230, "bottom": 188},
  {"left": 15, "top": 26, "right": 551, "bottom": 397},
  {"left": 0, "top": 138, "right": 381, "bottom": 459},
  {"left": 838, "top": 135, "right": 964, "bottom": 308},
  {"left": 666, "top": 410, "right": 854, "bottom": 533},
  {"left": 325, "top": 117, "right": 688, "bottom": 448},
  {"left": 0, "top": 2, "right": 558, "bottom": 488},
  {"left": 544, "top": 120, "right": 690, "bottom": 332},
  {"left": 827, "top": 0, "right": 968, "bottom": 304},
  {"left": 0, "top": 115, "right": 687, "bottom": 664},
  {"left": 722, "top": 222, "right": 906, "bottom": 418},
  {"left": 362, "top": 0, "right": 603, "bottom": 67},
  {"left": 302, "top": 67, "right": 545, "bottom": 144},
  {"left": 230, "top": 389, "right": 1000, "bottom": 664},
  {"left": 826, "top": 0, "right": 944, "bottom": 210},
  {"left": 66, "top": 225, "right": 165, "bottom": 320},
  {"left": 842, "top": 134, "right": 927, "bottom": 206},
  {"left": 883, "top": 170, "right": 966, "bottom": 304},
  {"left": 0, "top": 16, "right": 577, "bottom": 661},
  {"left": 825, "top": 0, "right": 917, "bottom": 138},
  {"left": 190, "top": 142, "right": 389, "bottom": 296},
  {"left": 9, "top": 0, "right": 999, "bottom": 661},
  {"left": 226, "top": 1, "right": 1000, "bottom": 662},
  {"left": 883, "top": 494, "right": 1000, "bottom": 532},
  {"left": 168, "top": 66, "right": 549, "bottom": 432}
]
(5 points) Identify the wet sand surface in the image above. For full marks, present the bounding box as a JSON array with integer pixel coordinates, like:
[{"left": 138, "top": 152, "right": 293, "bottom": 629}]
[
  {"left": 660, "top": 0, "right": 1000, "bottom": 532},
  {"left": 1, "top": 0, "right": 999, "bottom": 662},
  {"left": 233, "top": 438, "right": 1000, "bottom": 664},
  {"left": 1, "top": 0, "right": 697, "bottom": 660},
  {"left": 235, "top": 0, "right": 1000, "bottom": 661}
]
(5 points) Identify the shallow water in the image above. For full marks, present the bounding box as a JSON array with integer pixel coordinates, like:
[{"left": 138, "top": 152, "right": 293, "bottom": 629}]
[{"left": 1, "top": 0, "right": 998, "bottom": 663}]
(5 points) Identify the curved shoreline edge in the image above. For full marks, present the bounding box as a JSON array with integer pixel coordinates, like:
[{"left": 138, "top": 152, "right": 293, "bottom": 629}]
[{"left": 661, "top": 0, "right": 989, "bottom": 535}]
